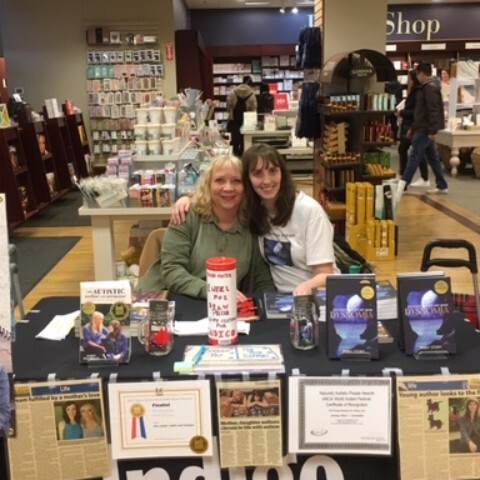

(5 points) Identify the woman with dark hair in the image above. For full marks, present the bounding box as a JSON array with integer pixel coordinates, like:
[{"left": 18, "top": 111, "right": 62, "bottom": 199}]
[
  {"left": 257, "top": 82, "right": 274, "bottom": 116},
  {"left": 58, "top": 402, "right": 82, "bottom": 440},
  {"left": 397, "top": 70, "right": 429, "bottom": 186},
  {"left": 459, "top": 398, "right": 480, "bottom": 453},
  {"left": 241, "top": 143, "right": 336, "bottom": 294}
]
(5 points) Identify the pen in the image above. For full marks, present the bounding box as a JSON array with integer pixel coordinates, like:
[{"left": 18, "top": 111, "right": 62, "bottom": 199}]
[{"left": 192, "top": 345, "right": 206, "bottom": 366}]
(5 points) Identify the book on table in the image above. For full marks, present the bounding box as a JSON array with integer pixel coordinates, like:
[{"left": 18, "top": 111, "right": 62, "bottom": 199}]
[
  {"left": 179, "top": 344, "right": 285, "bottom": 374},
  {"left": 326, "top": 273, "right": 379, "bottom": 360},
  {"left": 79, "top": 280, "right": 132, "bottom": 365},
  {"left": 396, "top": 272, "right": 456, "bottom": 357},
  {"left": 264, "top": 290, "right": 326, "bottom": 320}
]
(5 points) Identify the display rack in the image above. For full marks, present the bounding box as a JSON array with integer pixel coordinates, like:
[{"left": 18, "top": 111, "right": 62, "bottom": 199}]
[
  {"left": 85, "top": 24, "right": 164, "bottom": 167},
  {"left": 0, "top": 126, "right": 37, "bottom": 227},
  {"left": 65, "top": 112, "right": 91, "bottom": 178}
]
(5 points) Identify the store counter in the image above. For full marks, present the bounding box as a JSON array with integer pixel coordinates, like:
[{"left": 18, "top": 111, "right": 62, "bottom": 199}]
[
  {"left": 78, "top": 206, "right": 171, "bottom": 280},
  {"left": 436, "top": 128, "right": 480, "bottom": 176},
  {"left": 10, "top": 295, "right": 480, "bottom": 480}
]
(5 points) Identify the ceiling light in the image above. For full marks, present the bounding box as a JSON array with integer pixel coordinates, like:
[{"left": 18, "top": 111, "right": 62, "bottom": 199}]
[
  {"left": 279, "top": 6, "right": 285, "bottom": 13},
  {"left": 292, "top": 6, "right": 298, "bottom": 13}
]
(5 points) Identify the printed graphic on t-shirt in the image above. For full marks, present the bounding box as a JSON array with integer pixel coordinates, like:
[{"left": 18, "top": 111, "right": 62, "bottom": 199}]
[{"left": 264, "top": 238, "right": 293, "bottom": 266}]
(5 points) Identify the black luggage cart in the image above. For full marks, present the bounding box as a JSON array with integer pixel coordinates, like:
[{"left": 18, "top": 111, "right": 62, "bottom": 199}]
[{"left": 420, "top": 239, "right": 480, "bottom": 328}]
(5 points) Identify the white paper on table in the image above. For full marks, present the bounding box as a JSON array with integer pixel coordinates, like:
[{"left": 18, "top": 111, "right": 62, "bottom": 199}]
[
  {"left": 35, "top": 310, "right": 80, "bottom": 340},
  {"left": 174, "top": 317, "right": 250, "bottom": 336}
]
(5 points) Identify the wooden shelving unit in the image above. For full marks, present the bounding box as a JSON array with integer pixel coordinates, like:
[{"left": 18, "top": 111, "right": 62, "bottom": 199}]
[
  {"left": 65, "top": 113, "right": 91, "bottom": 178},
  {"left": 0, "top": 126, "right": 38, "bottom": 228}
]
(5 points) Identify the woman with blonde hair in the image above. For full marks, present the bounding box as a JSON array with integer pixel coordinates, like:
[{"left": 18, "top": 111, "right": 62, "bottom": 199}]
[
  {"left": 137, "top": 155, "right": 274, "bottom": 298},
  {"left": 80, "top": 402, "right": 103, "bottom": 438}
]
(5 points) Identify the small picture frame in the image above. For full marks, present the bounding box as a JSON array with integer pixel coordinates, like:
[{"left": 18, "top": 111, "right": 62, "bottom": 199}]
[{"left": 109, "top": 31, "right": 121, "bottom": 45}]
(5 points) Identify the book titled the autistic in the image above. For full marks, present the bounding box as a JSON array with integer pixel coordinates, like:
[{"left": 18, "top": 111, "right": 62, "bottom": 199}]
[
  {"left": 264, "top": 290, "right": 326, "bottom": 320},
  {"left": 397, "top": 273, "right": 456, "bottom": 356},
  {"left": 79, "top": 280, "right": 132, "bottom": 365},
  {"left": 326, "top": 274, "right": 378, "bottom": 360}
]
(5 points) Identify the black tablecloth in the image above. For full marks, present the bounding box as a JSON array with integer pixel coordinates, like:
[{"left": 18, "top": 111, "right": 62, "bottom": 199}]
[
  {"left": 8, "top": 295, "right": 480, "bottom": 480},
  {"left": 12, "top": 295, "right": 480, "bottom": 381}
]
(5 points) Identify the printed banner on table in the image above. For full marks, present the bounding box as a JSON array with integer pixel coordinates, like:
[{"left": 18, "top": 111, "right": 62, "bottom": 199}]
[
  {"left": 289, "top": 376, "right": 392, "bottom": 455},
  {"left": 397, "top": 374, "right": 480, "bottom": 480},
  {"left": 8, "top": 378, "right": 109, "bottom": 480},
  {"left": 108, "top": 379, "right": 213, "bottom": 459}
]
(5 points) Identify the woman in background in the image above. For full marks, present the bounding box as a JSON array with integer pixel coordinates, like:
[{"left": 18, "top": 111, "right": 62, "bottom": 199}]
[{"left": 58, "top": 402, "right": 82, "bottom": 440}]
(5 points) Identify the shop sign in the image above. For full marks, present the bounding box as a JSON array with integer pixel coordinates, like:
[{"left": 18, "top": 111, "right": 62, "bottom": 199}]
[{"left": 386, "top": 11, "right": 440, "bottom": 41}]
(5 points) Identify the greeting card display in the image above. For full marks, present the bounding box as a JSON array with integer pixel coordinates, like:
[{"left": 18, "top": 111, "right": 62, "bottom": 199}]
[
  {"left": 79, "top": 280, "right": 132, "bottom": 365},
  {"left": 326, "top": 274, "right": 378, "bottom": 360},
  {"left": 397, "top": 273, "right": 456, "bottom": 357}
]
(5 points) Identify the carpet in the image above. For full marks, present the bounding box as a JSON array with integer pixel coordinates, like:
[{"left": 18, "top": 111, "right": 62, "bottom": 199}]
[
  {"left": 9, "top": 236, "right": 81, "bottom": 297},
  {"left": 22, "top": 190, "right": 90, "bottom": 227}
]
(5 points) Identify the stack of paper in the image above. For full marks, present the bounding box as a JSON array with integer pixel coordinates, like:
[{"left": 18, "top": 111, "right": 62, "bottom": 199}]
[{"left": 35, "top": 310, "right": 79, "bottom": 341}]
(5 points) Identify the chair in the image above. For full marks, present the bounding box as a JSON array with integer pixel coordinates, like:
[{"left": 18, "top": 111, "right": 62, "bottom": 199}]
[
  {"left": 9, "top": 244, "right": 25, "bottom": 320},
  {"left": 138, "top": 228, "right": 167, "bottom": 279},
  {"left": 420, "top": 239, "right": 480, "bottom": 328}
]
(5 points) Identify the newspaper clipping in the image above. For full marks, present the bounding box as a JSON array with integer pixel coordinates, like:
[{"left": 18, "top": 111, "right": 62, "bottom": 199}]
[
  {"left": 397, "top": 373, "right": 480, "bottom": 480},
  {"left": 216, "top": 379, "right": 282, "bottom": 468},
  {"left": 8, "top": 378, "right": 110, "bottom": 480}
]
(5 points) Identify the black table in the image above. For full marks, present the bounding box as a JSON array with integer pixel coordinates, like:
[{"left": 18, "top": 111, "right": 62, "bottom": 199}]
[{"left": 8, "top": 295, "right": 480, "bottom": 480}]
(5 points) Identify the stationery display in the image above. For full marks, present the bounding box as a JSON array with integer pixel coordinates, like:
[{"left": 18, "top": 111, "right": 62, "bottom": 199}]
[
  {"left": 175, "top": 344, "right": 285, "bottom": 374},
  {"left": 396, "top": 374, "right": 480, "bottom": 480},
  {"left": 216, "top": 379, "right": 283, "bottom": 468},
  {"left": 108, "top": 380, "right": 212, "bottom": 460},
  {"left": 79, "top": 280, "right": 132, "bottom": 365},
  {"left": 397, "top": 272, "right": 456, "bottom": 357},
  {"left": 206, "top": 256, "right": 238, "bottom": 346},
  {"left": 290, "top": 294, "right": 319, "bottom": 350},
  {"left": 326, "top": 273, "right": 379, "bottom": 360},
  {"left": 137, "top": 299, "right": 174, "bottom": 356},
  {"left": 8, "top": 378, "right": 109, "bottom": 480},
  {"left": 289, "top": 376, "right": 392, "bottom": 455}
]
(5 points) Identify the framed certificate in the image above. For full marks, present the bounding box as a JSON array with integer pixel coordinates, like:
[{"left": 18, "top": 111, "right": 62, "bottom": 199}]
[
  {"left": 289, "top": 376, "right": 392, "bottom": 455},
  {"left": 108, "top": 380, "right": 213, "bottom": 459}
]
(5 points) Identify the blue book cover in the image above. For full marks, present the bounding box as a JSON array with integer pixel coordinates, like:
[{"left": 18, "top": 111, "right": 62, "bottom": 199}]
[
  {"left": 397, "top": 274, "right": 456, "bottom": 356},
  {"left": 326, "top": 274, "right": 378, "bottom": 360}
]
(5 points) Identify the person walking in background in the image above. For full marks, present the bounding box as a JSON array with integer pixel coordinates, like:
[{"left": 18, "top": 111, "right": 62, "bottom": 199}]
[
  {"left": 397, "top": 70, "right": 429, "bottom": 186},
  {"left": 226, "top": 75, "right": 257, "bottom": 156},
  {"left": 402, "top": 63, "right": 448, "bottom": 194}
]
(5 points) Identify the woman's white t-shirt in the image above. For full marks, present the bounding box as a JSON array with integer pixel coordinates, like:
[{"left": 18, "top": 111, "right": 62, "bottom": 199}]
[{"left": 258, "top": 191, "right": 337, "bottom": 292}]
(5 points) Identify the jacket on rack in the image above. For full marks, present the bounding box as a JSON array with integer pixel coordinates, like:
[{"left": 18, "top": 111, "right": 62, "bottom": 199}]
[
  {"left": 295, "top": 81, "right": 320, "bottom": 139},
  {"left": 413, "top": 77, "right": 445, "bottom": 135},
  {"left": 296, "top": 26, "right": 322, "bottom": 69}
]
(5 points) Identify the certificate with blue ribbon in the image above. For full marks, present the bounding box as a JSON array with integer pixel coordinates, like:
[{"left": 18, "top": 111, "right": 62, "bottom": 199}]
[{"left": 108, "top": 380, "right": 212, "bottom": 459}]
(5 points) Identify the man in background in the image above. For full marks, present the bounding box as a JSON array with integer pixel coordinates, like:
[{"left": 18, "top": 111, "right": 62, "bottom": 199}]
[
  {"left": 402, "top": 63, "right": 448, "bottom": 194},
  {"left": 226, "top": 75, "right": 257, "bottom": 156}
]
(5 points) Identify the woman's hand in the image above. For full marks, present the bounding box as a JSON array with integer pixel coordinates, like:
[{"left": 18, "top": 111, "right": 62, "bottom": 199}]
[
  {"left": 469, "top": 440, "right": 478, "bottom": 452},
  {"left": 170, "top": 196, "right": 191, "bottom": 225}
]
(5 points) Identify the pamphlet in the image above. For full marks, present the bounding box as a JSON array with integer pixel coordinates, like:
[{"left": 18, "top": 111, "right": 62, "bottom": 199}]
[
  {"left": 79, "top": 280, "right": 132, "bottom": 365},
  {"left": 216, "top": 379, "right": 282, "bottom": 468},
  {"left": 326, "top": 274, "right": 379, "bottom": 360},
  {"left": 397, "top": 273, "right": 456, "bottom": 356},
  {"left": 178, "top": 344, "right": 285, "bottom": 374},
  {"left": 7, "top": 378, "right": 109, "bottom": 480},
  {"left": 397, "top": 374, "right": 480, "bottom": 480}
]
